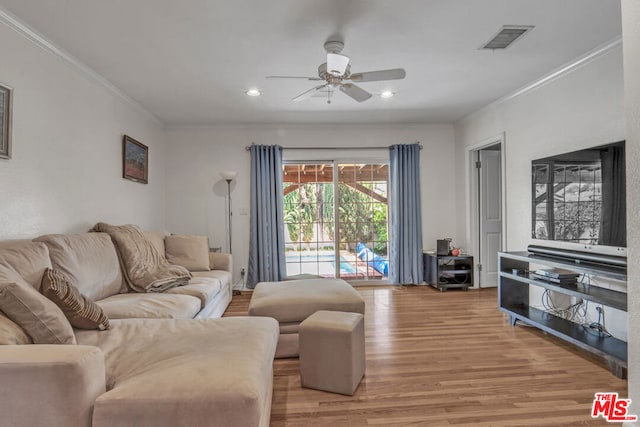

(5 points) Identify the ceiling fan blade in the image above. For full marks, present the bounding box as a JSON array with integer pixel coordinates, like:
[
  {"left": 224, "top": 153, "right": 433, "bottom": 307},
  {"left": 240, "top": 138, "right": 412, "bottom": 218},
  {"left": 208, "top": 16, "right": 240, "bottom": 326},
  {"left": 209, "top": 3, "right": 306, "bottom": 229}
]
[
  {"left": 292, "top": 84, "right": 328, "bottom": 101},
  {"left": 266, "top": 75, "right": 324, "bottom": 81},
  {"left": 349, "top": 68, "right": 406, "bottom": 82},
  {"left": 339, "top": 83, "right": 372, "bottom": 102}
]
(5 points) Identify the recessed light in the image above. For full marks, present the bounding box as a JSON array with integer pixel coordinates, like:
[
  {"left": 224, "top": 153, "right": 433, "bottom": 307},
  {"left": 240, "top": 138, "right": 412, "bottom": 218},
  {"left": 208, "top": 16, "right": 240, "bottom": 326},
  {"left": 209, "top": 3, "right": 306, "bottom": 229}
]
[
  {"left": 245, "top": 88, "right": 261, "bottom": 97},
  {"left": 380, "top": 91, "right": 395, "bottom": 99}
]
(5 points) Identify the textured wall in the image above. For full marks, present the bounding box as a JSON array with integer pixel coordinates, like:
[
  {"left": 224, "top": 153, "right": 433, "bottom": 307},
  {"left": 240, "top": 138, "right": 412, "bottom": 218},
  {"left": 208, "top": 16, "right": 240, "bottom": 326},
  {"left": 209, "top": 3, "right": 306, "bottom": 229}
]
[
  {"left": 165, "top": 124, "right": 456, "bottom": 281},
  {"left": 455, "top": 46, "right": 625, "bottom": 254},
  {"left": 0, "top": 22, "right": 167, "bottom": 238},
  {"left": 622, "top": 0, "right": 640, "bottom": 422},
  {"left": 454, "top": 46, "right": 628, "bottom": 338}
]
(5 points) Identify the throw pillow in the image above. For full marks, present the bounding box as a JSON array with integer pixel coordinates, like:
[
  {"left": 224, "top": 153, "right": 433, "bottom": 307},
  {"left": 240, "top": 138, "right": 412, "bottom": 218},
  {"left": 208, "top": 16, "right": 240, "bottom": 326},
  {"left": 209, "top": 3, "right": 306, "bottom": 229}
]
[
  {"left": 41, "top": 268, "right": 110, "bottom": 330},
  {"left": 144, "top": 230, "right": 169, "bottom": 258},
  {"left": 0, "top": 275, "right": 76, "bottom": 345},
  {"left": 165, "top": 234, "right": 211, "bottom": 272},
  {"left": 0, "top": 311, "right": 33, "bottom": 345}
]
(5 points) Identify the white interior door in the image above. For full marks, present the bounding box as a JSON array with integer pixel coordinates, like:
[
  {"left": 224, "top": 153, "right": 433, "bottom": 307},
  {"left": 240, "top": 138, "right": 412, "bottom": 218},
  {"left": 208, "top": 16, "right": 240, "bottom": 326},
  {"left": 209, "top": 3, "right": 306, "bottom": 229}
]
[{"left": 479, "top": 149, "right": 502, "bottom": 287}]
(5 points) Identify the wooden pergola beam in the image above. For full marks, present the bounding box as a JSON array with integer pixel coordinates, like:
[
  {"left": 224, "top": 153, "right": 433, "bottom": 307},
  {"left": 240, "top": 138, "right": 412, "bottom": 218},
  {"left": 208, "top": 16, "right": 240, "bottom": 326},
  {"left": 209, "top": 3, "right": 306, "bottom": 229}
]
[
  {"left": 343, "top": 182, "right": 388, "bottom": 204},
  {"left": 284, "top": 181, "right": 387, "bottom": 204},
  {"left": 283, "top": 170, "right": 388, "bottom": 184},
  {"left": 283, "top": 183, "right": 302, "bottom": 196}
]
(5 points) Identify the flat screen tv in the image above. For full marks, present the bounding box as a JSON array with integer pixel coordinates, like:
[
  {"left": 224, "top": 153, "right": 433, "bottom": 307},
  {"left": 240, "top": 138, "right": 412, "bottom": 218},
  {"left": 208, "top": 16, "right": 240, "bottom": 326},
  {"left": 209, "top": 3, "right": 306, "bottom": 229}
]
[{"left": 531, "top": 141, "right": 626, "bottom": 249}]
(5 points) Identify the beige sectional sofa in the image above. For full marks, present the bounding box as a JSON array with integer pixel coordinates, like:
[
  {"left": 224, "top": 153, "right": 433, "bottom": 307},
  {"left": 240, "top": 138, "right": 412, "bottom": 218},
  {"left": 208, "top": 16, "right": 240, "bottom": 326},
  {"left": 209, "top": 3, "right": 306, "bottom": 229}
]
[{"left": 0, "top": 231, "right": 279, "bottom": 427}]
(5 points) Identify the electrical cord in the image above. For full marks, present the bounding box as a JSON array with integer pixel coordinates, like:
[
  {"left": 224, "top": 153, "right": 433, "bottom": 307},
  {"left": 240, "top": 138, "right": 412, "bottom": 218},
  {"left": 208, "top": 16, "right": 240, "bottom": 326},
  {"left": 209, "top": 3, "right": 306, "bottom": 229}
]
[
  {"left": 541, "top": 289, "right": 584, "bottom": 321},
  {"left": 538, "top": 272, "right": 612, "bottom": 338},
  {"left": 541, "top": 273, "right": 589, "bottom": 322},
  {"left": 583, "top": 306, "right": 612, "bottom": 338}
]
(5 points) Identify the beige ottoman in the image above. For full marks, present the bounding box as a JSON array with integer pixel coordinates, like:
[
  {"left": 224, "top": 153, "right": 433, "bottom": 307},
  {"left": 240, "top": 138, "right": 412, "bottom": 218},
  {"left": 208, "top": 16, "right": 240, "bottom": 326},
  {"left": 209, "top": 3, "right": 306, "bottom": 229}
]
[
  {"left": 248, "top": 278, "right": 365, "bottom": 358},
  {"left": 299, "top": 310, "right": 365, "bottom": 396}
]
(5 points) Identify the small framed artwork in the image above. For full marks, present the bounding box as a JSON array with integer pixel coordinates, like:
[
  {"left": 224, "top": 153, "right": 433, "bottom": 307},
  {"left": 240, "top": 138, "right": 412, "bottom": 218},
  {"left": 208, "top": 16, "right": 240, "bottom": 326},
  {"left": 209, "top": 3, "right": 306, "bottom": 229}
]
[
  {"left": 0, "top": 82, "right": 12, "bottom": 160},
  {"left": 122, "top": 135, "right": 148, "bottom": 184}
]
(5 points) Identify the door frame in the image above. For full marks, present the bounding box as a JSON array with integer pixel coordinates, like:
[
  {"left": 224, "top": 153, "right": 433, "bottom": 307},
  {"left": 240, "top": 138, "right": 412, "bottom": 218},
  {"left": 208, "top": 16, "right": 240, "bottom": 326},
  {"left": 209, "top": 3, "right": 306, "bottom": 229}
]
[
  {"left": 281, "top": 159, "right": 392, "bottom": 285},
  {"left": 465, "top": 133, "right": 507, "bottom": 288}
]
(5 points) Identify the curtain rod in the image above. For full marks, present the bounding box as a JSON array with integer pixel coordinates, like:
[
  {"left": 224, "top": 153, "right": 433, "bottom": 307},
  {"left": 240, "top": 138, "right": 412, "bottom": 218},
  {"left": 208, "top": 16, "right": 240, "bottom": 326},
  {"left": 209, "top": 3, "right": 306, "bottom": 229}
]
[{"left": 244, "top": 143, "right": 422, "bottom": 151}]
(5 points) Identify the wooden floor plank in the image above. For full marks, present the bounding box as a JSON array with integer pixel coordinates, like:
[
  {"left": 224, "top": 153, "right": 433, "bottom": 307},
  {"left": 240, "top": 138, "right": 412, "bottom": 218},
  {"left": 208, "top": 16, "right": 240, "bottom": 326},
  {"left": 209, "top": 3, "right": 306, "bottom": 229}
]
[{"left": 224, "top": 285, "right": 626, "bottom": 426}]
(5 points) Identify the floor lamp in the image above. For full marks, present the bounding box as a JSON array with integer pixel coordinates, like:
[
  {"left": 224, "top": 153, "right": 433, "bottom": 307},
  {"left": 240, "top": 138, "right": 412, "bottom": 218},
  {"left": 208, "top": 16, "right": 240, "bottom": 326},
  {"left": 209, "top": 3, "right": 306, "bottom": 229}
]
[{"left": 220, "top": 171, "right": 237, "bottom": 254}]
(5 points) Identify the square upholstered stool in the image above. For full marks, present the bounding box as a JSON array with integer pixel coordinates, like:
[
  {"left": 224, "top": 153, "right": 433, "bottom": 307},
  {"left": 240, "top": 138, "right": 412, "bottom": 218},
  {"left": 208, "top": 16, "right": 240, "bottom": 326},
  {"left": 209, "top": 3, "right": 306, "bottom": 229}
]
[
  {"left": 248, "top": 279, "right": 365, "bottom": 358},
  {"left": 299, "top": 310, "right": 365, "bottom": 396}
]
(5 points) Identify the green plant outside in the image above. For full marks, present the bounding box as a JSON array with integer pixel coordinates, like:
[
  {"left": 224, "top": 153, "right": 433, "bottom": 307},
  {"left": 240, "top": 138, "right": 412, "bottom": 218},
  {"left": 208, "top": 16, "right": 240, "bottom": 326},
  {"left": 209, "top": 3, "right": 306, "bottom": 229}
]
[{"left": 283, "top": 181, "right": 388, "bottom": 255}]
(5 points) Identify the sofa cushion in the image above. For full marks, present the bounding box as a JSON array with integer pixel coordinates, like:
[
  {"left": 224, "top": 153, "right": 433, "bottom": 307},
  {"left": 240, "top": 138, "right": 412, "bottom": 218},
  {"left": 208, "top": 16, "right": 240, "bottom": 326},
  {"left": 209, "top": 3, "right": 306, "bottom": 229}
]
[
  {"left": 75, "top": 317, "right": 279, "bottom": 427},
  {"left": 249, "top": 278, "right": 365, "bottom": 323},
  {"left": 0, "top": 240, "right": 52, "bottom": 290},
  {"left": 41, "top": 268, "right": 110, "bottom": 330},
  {"left": 0, "top": 266, "right": 76, "bottom": 344},
  {"left": 143, "top": 231, "right": 168, "bottom": 258},
  {"left": 35, "top": 233, "right": 124, "bottom": 301},
  {"left": 96, "top": 293, "right": 200, "bottom": 319},
  {"left": 0, "top": 311, "right": 33, "bottom": 345},
  {"left": 165, "top": 276, "right": 222, "bottom": 309},
  {"left": 165, "top": 234, "right": 211, "bottom": 272},
  {"left": 192, "top": 269, "right": 232, "bottom": 289}
]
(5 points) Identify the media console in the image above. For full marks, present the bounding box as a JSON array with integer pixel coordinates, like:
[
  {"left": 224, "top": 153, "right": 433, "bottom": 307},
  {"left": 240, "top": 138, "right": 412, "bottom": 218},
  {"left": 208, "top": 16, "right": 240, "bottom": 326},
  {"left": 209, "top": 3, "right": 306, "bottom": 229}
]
[{"left": 498, "top": 249, "right": 627, "bottom": 378}]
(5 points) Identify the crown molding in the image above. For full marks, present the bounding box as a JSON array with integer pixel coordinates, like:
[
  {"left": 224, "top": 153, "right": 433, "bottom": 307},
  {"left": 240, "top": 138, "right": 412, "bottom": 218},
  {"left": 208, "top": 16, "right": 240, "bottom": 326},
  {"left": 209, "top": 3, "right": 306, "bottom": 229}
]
[
  {"left": 458, "top": 36, "right": 622, "bottom": 124},
  {"left": 496, "top": 36, "right": 622, "bottom": 105},
  {"left": 0, "top": 7, "right": 164, "bottom": 127},
  {"left": 165, "top": 122, "right": 454, "bottom": 131}
]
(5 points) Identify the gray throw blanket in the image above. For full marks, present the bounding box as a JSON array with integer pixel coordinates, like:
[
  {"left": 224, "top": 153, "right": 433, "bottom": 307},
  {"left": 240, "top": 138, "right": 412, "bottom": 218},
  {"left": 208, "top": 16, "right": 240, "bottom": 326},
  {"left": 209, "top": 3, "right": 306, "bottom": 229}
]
[{"left": 91, "top": 223, "right": 191, "bottom": 293}]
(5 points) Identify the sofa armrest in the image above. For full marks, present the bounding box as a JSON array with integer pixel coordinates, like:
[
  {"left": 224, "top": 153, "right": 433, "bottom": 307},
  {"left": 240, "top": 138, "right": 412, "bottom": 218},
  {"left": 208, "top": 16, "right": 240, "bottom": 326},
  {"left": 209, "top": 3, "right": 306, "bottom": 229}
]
[
  {"left": 209, "top": 252, "right": 232, "bottom": 273},
  {"left": 0, "top": 345, "right": 106, "bottom": 427}
]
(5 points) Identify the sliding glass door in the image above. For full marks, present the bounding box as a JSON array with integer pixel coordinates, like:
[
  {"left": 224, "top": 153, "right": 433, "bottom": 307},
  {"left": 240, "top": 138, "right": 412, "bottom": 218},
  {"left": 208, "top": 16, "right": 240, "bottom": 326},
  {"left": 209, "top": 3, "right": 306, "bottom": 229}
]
[
  {"left": 283, "top": 162, "right": 390, "bottom": 281},
  {"left": 283, "top": 163, "right": 336, "bottom": 277}
]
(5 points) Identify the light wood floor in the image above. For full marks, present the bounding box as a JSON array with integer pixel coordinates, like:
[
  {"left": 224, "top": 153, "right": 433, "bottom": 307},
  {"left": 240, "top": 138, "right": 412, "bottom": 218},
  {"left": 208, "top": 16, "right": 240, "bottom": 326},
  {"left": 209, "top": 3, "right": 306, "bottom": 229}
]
[{"left": 224, "top": 286, "right": 626, "bottom": 426}]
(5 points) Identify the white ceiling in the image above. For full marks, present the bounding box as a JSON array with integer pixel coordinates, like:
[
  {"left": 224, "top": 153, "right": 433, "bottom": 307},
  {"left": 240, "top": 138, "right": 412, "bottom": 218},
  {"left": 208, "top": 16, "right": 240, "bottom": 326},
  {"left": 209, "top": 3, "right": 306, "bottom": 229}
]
[{"left": 0, "top": 0, "right": 622, "bottom": 126}]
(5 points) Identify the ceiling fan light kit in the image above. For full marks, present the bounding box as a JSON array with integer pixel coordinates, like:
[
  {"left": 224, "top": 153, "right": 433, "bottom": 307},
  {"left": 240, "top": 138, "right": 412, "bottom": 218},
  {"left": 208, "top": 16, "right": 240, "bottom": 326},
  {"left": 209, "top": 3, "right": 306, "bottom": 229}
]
[
  {"left": 266, "top": 39, "right": 406, "bottom": 104},
  {"left": 245, "top": 88, "right": 261, "bottom": 97},
  {"left": 380, "top": 91, "right": 395, "bottom": 99},
  {"left": 327, "top": 53, "right": 350, "bottom": 76}
]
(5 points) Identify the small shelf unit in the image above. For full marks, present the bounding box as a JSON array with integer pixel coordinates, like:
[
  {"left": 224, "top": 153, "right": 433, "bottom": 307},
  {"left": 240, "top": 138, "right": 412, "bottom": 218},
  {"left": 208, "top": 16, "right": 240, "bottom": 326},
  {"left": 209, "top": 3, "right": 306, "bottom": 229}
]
[
  {"left": 498, "top": 251, "right": 627, "bottom": 378},
  {"left": 424, "top": 253, "right": 473, "bottom": 291}
]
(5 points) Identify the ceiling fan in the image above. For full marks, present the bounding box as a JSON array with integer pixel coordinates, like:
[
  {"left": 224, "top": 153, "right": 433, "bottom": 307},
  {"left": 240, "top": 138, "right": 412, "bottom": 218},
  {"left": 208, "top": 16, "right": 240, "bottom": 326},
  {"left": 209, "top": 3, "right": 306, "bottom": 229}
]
[{"left": 266, "top": 40, "right": 406, "bottom": 103}]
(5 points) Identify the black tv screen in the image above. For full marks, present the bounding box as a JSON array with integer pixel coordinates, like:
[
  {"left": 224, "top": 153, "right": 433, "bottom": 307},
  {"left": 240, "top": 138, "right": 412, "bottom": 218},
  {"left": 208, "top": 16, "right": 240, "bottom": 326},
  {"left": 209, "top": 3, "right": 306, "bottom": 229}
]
[{"left": 531, "top": 141, "right": 626, "bottom": 248}]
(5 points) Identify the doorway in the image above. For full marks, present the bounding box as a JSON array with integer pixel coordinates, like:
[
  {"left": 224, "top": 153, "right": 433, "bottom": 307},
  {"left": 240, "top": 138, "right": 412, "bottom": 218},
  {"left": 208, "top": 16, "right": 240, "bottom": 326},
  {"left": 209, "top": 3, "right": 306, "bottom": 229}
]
[
  {"left": 468, "top": 134, "right": 506, "bottom": 288},
  {"left": 282, "top": 162, "right": 390, "bottom": 282}
]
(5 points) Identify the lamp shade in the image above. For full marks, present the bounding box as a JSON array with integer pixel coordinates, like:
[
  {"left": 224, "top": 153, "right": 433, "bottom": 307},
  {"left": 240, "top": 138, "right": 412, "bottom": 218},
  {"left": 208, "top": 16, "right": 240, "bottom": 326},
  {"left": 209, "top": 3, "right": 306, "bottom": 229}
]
[
  {"left": 220, "top": 171, "right": 237, "bottom": 181},
  {"left": 327, "top": 53, "right": 350, "bottom": 76}
]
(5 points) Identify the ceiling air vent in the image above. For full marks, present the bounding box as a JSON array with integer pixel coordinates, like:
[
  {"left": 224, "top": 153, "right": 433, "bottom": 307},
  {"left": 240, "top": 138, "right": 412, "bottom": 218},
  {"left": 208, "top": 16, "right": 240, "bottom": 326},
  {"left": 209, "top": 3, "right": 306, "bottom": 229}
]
[{"left": 480, "top": 25, "right": 534, "bottom": 50}]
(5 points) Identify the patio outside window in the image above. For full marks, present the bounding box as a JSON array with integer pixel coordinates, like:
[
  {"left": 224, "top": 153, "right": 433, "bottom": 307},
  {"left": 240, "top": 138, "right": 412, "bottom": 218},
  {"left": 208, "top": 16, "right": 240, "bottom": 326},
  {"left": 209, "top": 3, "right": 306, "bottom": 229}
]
[{"left": 283, "top": 162, "right": 390, "bottom": 281}]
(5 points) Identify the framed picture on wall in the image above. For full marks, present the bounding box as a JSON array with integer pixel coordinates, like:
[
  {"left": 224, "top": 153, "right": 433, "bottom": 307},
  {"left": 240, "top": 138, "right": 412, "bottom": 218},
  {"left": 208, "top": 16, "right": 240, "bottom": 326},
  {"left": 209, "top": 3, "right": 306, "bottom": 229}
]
[
  {"left": 0, "top": 83, "right": 12, "bottom": 160},
  {"left": 122, "top": 135, "right": 148, "bottom": 184}
]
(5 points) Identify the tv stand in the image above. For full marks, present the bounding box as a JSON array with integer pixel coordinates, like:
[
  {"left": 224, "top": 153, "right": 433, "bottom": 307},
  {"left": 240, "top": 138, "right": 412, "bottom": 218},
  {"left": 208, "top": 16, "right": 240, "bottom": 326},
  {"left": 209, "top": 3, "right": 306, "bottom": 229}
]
[{"left": 498, "top": 250, "right": 627, "bottom": 378}]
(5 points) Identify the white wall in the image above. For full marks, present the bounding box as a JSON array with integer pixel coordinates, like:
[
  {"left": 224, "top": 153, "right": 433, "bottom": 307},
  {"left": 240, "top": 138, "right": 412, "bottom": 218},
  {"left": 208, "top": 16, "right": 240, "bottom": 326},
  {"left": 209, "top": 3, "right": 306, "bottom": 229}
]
[
  {"left": 455, "top": 45, "right": 625, "bottom": 253},
  {"left": 454, "top": 45, "right": 628, "bottom": 338},
  {"left": 622, "top": 0, "right": 640, "bottom": 422},
  {"left": 0, "top": 22, "right": 167, "bottom": 238},
  {"left": 165, "top": 124, "right": 456, "bottom": 280}
]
